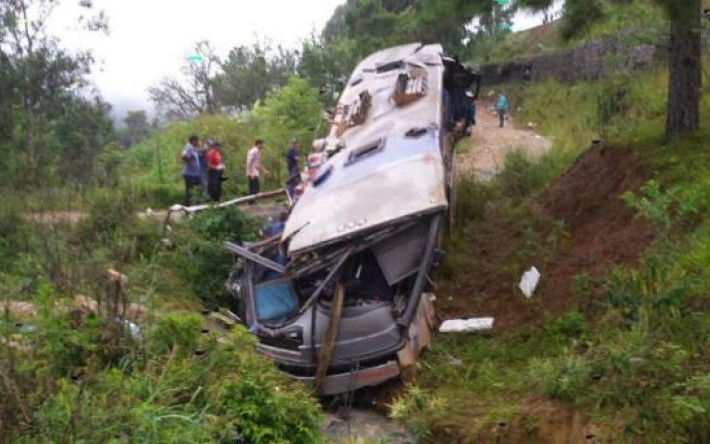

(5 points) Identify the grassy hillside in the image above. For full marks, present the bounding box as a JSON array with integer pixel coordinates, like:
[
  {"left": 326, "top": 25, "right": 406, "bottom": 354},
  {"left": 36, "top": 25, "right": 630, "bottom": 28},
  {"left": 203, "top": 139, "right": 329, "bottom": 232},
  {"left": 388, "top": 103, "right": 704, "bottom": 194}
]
[
  {"left": 122, "top": 76, "right": 325, "bottom": 208},
  {"left": 390, "top": 45, "right": 710, "bottom": 443},
  {"left": 471, "top": 0, "right": 665, "bottom": 64}
]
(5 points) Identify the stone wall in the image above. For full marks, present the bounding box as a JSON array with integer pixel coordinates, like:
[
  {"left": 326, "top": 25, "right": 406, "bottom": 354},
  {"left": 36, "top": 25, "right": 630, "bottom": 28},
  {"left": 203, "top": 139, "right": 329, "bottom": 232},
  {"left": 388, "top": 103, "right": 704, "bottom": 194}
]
[{"left": 481, "top": 31, "right": 663, "bottom": 86}]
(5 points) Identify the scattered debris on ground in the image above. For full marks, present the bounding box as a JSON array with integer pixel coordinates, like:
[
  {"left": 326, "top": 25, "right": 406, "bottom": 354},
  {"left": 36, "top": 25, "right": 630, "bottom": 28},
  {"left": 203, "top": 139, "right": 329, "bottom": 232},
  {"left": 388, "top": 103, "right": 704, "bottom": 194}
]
[{"left": 439, "top": 317, "right": 494, "bottom": 333}]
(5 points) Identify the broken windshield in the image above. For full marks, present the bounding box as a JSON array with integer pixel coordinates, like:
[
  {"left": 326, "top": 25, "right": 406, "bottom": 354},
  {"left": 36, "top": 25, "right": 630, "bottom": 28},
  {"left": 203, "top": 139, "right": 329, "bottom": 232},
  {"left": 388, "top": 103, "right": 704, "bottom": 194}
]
[{"left": 254, "top": 279, "right": 300, "bottom": 322}]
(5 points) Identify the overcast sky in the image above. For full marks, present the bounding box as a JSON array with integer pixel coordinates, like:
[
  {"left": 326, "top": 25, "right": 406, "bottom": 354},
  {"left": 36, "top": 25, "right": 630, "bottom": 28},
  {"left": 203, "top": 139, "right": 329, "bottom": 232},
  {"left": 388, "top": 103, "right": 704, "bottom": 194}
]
[
  {"left": 47, "top": 0, "right": 561, "bottom": 122},
  {"left": 48, "top": 0, "right": 345, "bottom": 120}
]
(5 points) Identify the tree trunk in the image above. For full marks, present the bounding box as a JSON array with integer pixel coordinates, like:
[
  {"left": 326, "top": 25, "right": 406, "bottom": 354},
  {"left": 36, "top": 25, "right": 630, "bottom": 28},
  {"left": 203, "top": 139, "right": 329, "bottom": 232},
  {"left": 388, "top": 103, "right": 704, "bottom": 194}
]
[{"left": 665, "top": 0, "right": 701, "bottom": 142}]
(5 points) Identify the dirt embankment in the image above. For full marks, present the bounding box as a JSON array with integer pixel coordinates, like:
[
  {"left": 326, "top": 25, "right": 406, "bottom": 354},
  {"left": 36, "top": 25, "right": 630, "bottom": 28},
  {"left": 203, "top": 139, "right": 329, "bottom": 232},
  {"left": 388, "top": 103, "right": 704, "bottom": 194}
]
[
  {"left": 536, "top": 144, "right": 654, "bottom": 318},
  {"left": 444, "top": 141, "right": 654, "bottom": 330}
]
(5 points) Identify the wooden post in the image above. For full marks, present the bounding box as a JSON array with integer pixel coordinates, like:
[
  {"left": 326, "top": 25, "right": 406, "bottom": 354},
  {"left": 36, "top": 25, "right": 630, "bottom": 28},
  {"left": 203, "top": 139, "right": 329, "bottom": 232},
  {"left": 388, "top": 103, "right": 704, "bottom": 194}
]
[{"left": 314, "top": 282, "right": 345, "bottom": 395}]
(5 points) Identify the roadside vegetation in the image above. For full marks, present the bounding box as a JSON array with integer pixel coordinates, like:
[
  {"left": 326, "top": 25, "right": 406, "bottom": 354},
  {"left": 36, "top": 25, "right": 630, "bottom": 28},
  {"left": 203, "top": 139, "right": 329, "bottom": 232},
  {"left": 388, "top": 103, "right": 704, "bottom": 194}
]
[
  {"left": 0, "top": 189, "right": 323, "bottom": 442},
  {"left": 391, "top": 41, "right": 710, "bottom": 444},
  {"left": 0, "top": 2, "right": 325, "bottom": 439},
  {"left": 2, "top": 0, "right": 708, "bottom": 442}
]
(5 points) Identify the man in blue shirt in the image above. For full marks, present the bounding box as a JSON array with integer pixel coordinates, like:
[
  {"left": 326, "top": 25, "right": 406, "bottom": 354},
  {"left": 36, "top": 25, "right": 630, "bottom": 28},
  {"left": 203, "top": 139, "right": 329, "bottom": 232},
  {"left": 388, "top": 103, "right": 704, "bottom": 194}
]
[
  {"left": 284, "top": 138, "right": 300, "bottom": 200},
  {"left": 181, "top": 134, "right": 202, "bottom": 206}
]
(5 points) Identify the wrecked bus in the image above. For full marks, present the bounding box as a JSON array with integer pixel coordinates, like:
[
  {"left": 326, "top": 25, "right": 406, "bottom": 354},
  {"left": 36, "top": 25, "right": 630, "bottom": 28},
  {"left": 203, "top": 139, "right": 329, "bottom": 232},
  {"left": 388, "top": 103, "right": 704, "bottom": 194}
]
[{"left": 225, "top": 43, "right": 480, "bottom": 396}]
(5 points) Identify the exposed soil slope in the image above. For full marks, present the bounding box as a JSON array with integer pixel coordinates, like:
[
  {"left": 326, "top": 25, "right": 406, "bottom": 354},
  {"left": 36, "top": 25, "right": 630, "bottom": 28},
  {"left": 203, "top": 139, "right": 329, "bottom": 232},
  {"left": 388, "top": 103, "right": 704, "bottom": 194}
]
[
  {"left": 536, "top": 144, "right": 654, "bottom": 317},
  {"left": 442, "top": 143, "right": 654, "bottom": 329}
]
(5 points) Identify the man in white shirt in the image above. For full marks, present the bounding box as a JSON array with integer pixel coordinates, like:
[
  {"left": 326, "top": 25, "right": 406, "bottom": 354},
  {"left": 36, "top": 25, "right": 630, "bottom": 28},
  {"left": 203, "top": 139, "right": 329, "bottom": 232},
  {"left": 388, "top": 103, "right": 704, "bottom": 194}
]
[{"left": 246, "top": 139, "right": 270, "bottom": 195}]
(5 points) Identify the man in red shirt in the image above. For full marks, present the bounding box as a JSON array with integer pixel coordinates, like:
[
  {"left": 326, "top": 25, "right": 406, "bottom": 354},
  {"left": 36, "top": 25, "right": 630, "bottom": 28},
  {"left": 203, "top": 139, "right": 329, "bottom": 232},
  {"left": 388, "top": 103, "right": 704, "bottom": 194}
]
[{"left": 206, "top": 140, "right": 226, "bottom": 202}]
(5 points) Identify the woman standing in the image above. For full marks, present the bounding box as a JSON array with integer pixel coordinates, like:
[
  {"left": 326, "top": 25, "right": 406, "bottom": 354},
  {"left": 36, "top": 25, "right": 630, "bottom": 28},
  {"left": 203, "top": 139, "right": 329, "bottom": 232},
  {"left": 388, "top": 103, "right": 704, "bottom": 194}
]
[{"left": 206, "top": 140, "right": 226, "bottom": 202}]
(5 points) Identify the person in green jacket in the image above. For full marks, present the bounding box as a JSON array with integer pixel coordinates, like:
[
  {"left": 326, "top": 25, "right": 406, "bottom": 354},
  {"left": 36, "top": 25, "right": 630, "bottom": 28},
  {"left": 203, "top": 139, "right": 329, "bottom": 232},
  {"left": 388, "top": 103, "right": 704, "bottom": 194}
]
[{"left": 496, "top": 91, "right": 509, "bottom": 128}]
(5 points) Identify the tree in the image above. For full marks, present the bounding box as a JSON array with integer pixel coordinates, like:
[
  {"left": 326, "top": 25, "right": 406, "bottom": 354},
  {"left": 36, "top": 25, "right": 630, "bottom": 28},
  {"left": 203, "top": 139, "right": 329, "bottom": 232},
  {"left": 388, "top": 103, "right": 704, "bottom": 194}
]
[
  {"left": 252, "top": 76, "right": 324, "bottom": 184},
  {"left": 661, "top": 0, "right": 701, "bottom": 141},
  {"left": 298, "top": 36, "right": 359, "bottom": 105},
  {"left": 516, "top": 0, "right": 702, "bottom": 141},
  {"left": 120, "top": 110, "right": 150, "bottom": 147},
  {"left": 52, "top": 96, "right": 115, "bottom": 183},
  {"left": 149, "top": 41, "right": 221, "bottom": 121},
  {"left": 213, "top": 41, "right": 297, "bottom": 111},
  {"left": 0, "top": 0, "right": 113, "bottom": 187},
  {"left": 315, "top": 0, "right": 506, "bottom": 62},
  {"left": 409, "top": 0, "right": 497, "bottom": 51}
]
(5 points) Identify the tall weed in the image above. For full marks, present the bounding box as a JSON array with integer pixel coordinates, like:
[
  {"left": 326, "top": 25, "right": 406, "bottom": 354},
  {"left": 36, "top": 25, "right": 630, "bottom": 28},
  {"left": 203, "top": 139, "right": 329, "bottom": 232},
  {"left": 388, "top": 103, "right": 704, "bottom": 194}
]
[{"left": 168, "top": 207, "right": 260, "bottom": 309}]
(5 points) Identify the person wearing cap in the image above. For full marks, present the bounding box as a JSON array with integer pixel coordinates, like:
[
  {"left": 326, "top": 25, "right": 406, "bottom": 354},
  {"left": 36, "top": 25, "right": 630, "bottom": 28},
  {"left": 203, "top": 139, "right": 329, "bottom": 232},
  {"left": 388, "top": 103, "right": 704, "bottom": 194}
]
[
  {"left": 284, "top": 138, "right": 300, "bottom": 200},
  {"left": 206, "top": 139, "right": 226, "bottom": 202}
]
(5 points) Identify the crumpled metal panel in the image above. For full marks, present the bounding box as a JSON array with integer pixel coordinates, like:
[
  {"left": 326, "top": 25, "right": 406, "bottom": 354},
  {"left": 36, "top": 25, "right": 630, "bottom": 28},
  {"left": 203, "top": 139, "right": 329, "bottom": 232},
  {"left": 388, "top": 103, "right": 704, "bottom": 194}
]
[{"left": 372, "top": 222, "right": 428, "bottom": 286}]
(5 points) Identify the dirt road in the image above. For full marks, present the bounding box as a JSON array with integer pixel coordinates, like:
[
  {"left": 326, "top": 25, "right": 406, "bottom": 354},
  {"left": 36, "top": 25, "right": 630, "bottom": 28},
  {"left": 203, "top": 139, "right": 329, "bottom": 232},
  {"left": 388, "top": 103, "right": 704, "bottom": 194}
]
[{"left": 458, "top": 102, "right": 552, "bottom": 179}]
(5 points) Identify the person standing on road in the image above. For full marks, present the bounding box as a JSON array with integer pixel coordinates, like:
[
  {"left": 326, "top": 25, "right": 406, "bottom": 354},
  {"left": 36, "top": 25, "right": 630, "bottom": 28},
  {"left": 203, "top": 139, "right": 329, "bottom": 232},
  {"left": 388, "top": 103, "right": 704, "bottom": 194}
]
[
  {"left": 181, "top": 134, "right": 202, "bottom": 206},
  {"left": 206, "top": 140, "right": 226, "bottom": 202},
  {"left": 463, "top": 90, "right": 476, "bottom": 136},
  {"left": 284, "top": 137, "right": 300, "bottom": 200},
  {"left": 246, "top": 139, "right": 269, "bottom": 196},
  {"left": 496, "top": 91, "right": 509, "bottom": 128}
]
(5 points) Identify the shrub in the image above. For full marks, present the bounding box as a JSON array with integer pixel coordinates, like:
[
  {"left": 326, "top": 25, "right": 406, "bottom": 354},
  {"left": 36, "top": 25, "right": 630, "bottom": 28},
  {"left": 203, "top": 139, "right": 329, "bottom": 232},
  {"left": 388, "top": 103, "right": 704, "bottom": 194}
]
[
  {"left": 390, "top": 385, "right": 448, "bottom": 439},
  {"left": 9, "top": 293, "right": 323, "bottom": 443},
  {"left": 79, "top": 188, "right": 139, "bottom": 241},
  {"left": 147, "top": 312, "right": 203, "bottom": 356},
  {"left": 548, "top": 310, "right": 587, "bottom": 339},
  {"left": 0, "top": 199, "right": 31, "bottom": 270},
  {"left": 132, "top": 181, "right": 184, "bottom": 208},
  {"left": 496, "top": 150, "right": 549, "bottom": 200},
  {"left": 670, "top": 374, "right": 710, "bottom": 443},
  {"left": 528, "top": 353, "right": 590, "bottom": 402},
  {"left": 168, "top": 207, "right": 260, "bottom": 308}
]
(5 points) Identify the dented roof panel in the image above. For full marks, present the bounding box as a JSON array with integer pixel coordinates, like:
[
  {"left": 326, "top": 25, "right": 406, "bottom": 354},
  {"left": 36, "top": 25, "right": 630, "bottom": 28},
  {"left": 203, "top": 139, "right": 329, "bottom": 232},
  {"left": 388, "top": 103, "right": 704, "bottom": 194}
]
[{"left": 283, "top": 43, "right": 448, "bottom": 254}]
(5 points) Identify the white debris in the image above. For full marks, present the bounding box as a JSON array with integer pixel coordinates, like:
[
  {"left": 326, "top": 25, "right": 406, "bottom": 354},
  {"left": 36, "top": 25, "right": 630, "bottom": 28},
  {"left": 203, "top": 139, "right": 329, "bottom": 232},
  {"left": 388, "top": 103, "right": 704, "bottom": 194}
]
[
  {"left": 124, "top": 320, "right": 142, "bottom": 340},
  {"left": 439, "top": 317, "right": 494, "bottom": 333},
  {"left": 448, "top": 356, "right": 463, "bottom": 365},
  {"left": 519, "top": 266, "right": 541, "bottom": 298}
]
